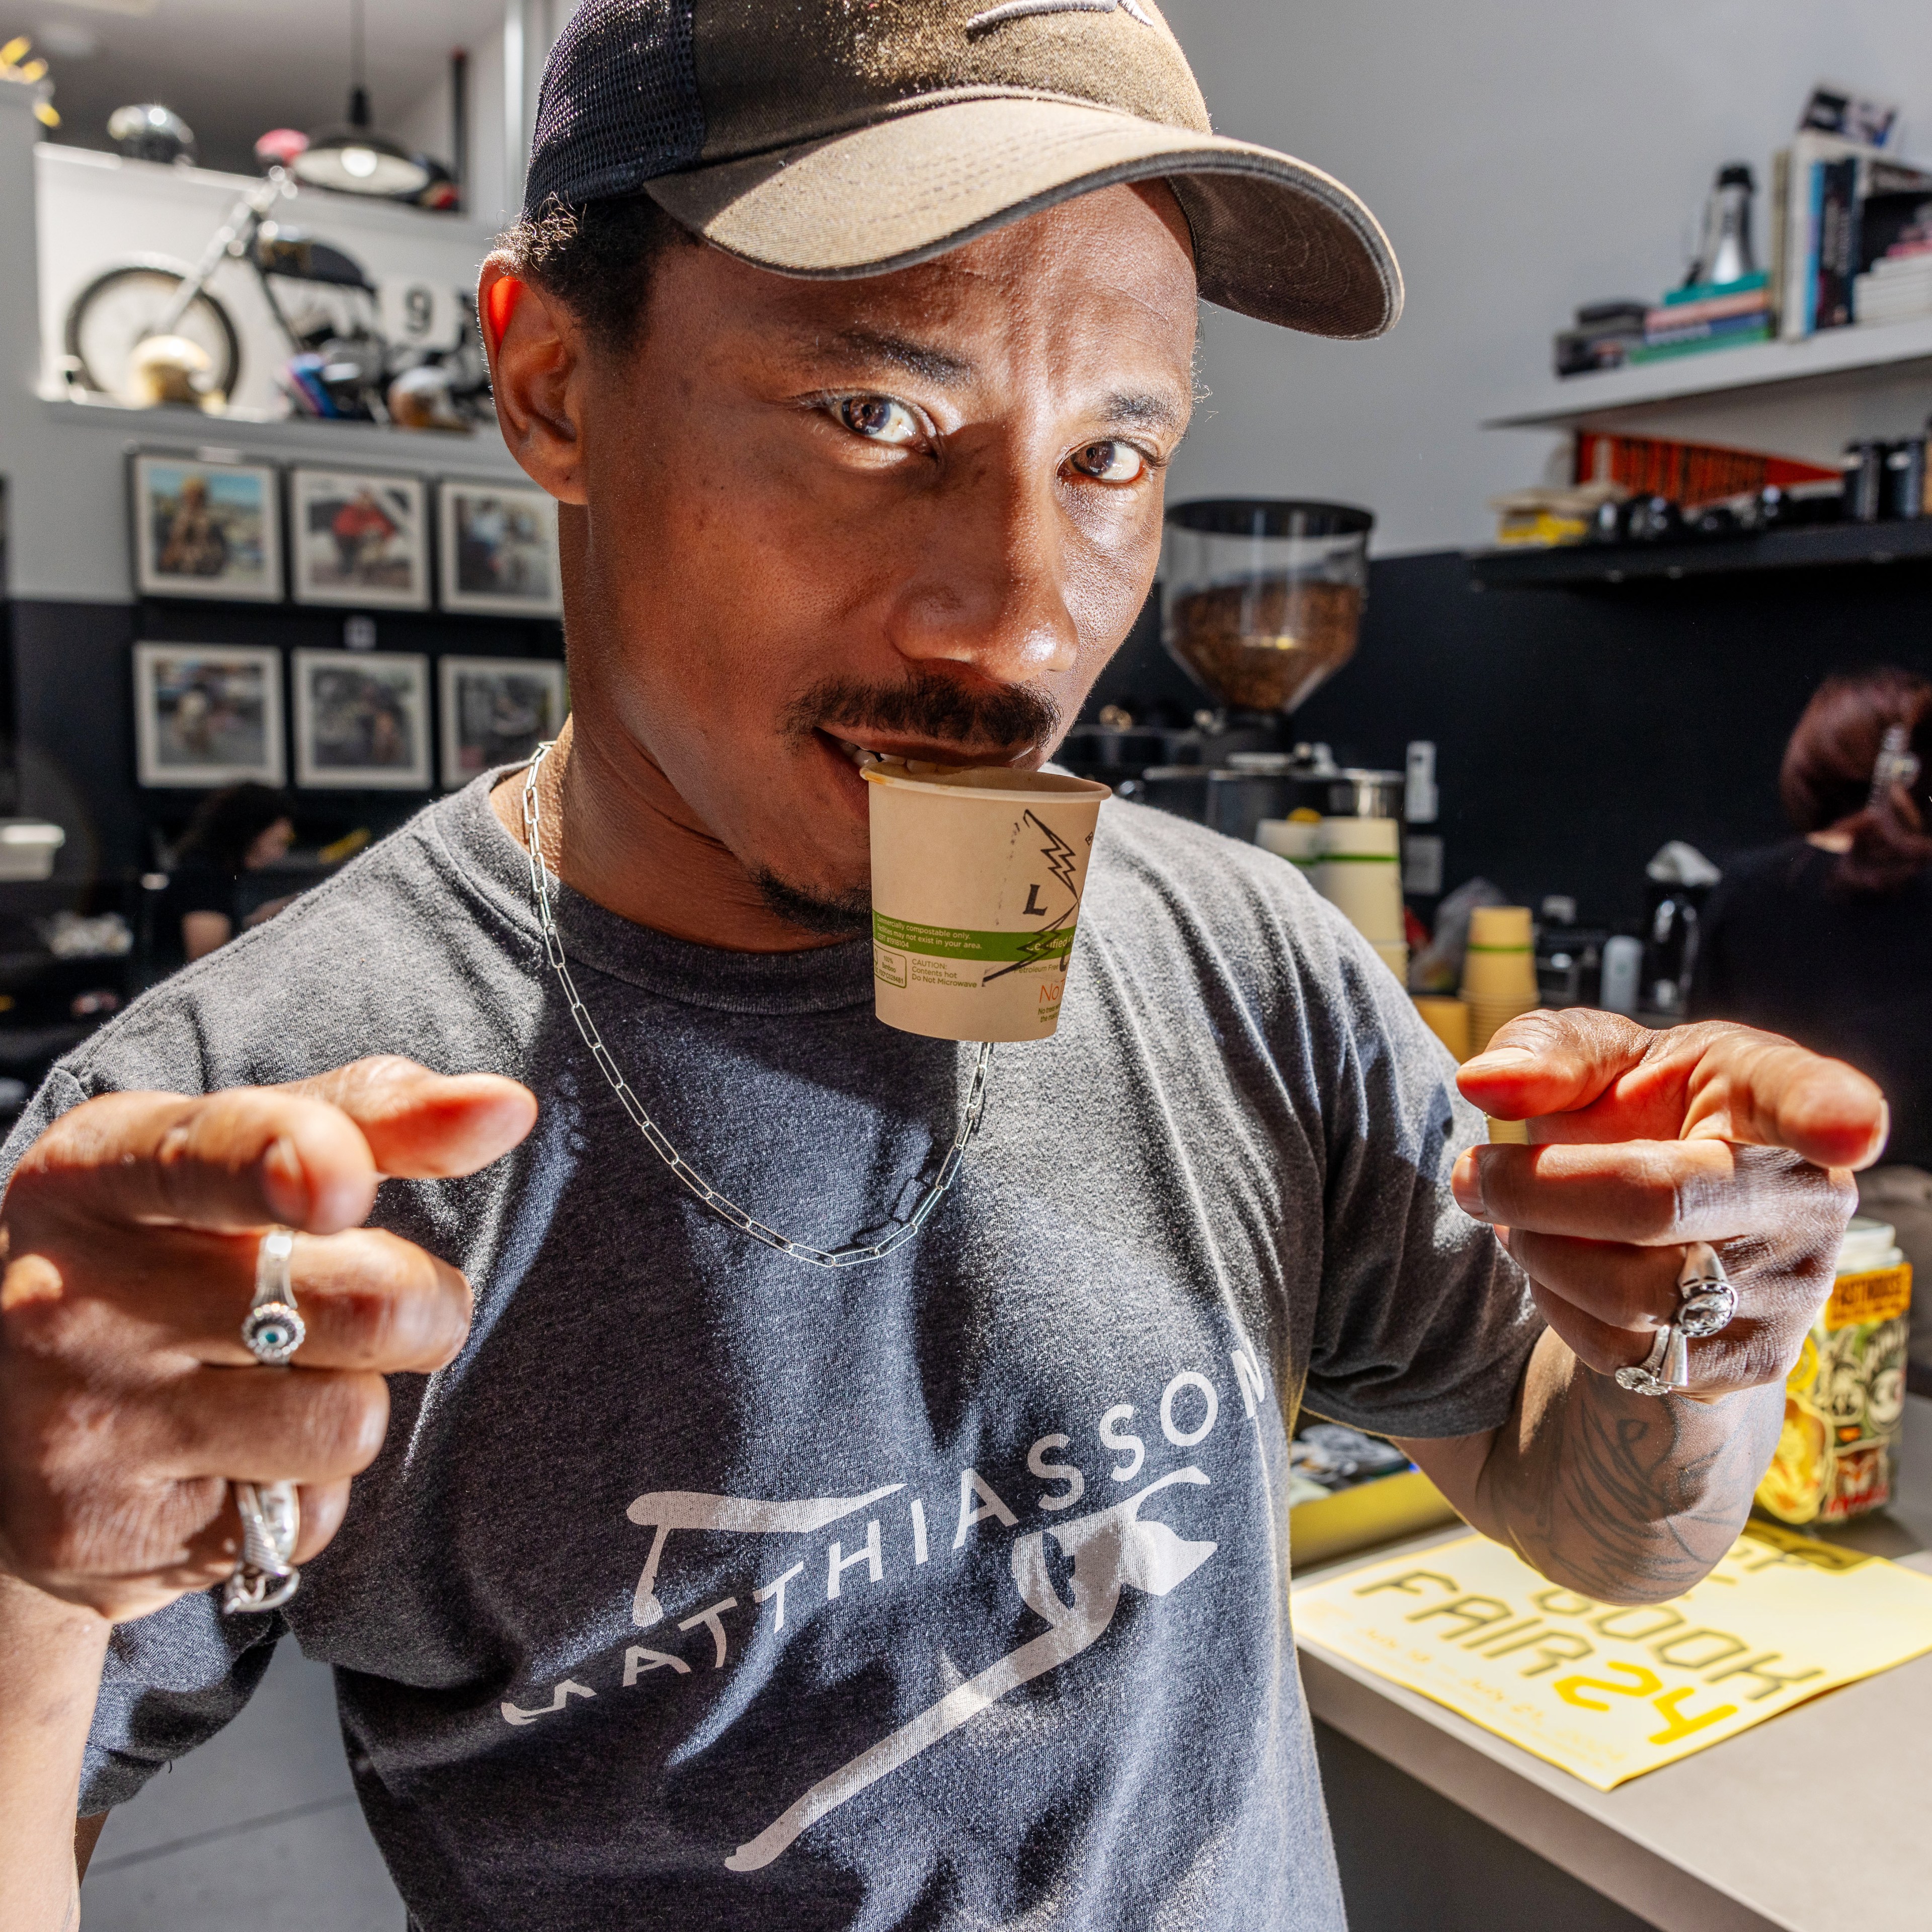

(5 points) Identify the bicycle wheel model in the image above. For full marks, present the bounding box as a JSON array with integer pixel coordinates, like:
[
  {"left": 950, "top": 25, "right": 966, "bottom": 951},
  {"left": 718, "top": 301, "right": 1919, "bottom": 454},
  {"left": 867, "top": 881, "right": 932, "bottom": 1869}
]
[{"left": 64, "top": 263, "right": 243, "bottom": 405}]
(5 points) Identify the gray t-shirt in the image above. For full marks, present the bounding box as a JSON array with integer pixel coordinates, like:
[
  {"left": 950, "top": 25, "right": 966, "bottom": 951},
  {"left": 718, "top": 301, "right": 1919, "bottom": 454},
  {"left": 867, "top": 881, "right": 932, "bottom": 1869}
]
[{"left": 15, "top": 777, "right": 1537, "bottom": 1930}]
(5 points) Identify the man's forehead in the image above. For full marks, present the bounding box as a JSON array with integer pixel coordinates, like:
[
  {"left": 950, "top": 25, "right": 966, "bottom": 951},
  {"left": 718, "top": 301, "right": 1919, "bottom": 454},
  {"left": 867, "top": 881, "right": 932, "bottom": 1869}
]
[{"left": 731, "top": 185, "right": 1198, "bottom": 383}]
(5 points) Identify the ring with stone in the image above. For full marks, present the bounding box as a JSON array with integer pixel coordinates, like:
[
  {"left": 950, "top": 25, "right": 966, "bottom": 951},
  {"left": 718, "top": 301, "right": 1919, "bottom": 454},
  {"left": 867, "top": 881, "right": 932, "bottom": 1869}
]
[
  {"left": 240, "top": 1226, "right": 305, "bottom": 1366},
  {"left": 1675, "top": 1241, "right": 1739, "bottom": 1340}
]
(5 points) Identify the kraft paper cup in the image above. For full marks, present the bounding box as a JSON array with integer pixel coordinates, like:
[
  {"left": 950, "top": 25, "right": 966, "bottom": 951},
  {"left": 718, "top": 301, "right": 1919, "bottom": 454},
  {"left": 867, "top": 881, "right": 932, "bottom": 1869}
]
[
  {"left": 1316, "top": 817, "right": 1405, "bottom": 945},
  {"left": 1462, "top": 903, "right": 1538, "bottom": 1003},
  {"left": 1469, "top": 905, "right": 1534, "bottom": 949},
  {"left": 1413, "top": 994, "right": 1472, "bottom": 1062},
  {"left": 1467, "top": 992, "right": 1540, "bottom": 1057},
  {"left": 1256, "top": 815, "right": 1322, "bottom": 876},
  {"left": 865, "top": 761, "right": 1111, "bottom": 1042}
]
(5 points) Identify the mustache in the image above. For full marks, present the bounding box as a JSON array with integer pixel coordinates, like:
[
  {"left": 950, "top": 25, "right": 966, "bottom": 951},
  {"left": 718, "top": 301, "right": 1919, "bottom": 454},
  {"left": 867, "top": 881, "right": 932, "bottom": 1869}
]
[{"left": 783, "top": 670, "right": 1062, "bottom": 757}]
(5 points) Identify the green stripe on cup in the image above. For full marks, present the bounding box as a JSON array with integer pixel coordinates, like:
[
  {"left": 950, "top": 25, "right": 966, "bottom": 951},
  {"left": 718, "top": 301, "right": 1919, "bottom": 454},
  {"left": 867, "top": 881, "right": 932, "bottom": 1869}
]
[
  {"left": 1466, "top": 942, "right": 1532, "bottom": 953},
  {"left": 873, "top": 913, "right": 1077, "bottom": 963}
]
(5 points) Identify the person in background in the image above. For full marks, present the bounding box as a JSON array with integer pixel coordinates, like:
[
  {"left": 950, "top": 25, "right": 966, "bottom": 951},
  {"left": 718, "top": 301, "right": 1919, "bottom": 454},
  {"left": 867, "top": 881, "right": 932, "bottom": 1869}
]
[
  {"left": 164, "top": 782, "right": 297, "bottom": 961},
  {"left": 1693, "top": 666, "right": 1932, "bottom": 1380}
]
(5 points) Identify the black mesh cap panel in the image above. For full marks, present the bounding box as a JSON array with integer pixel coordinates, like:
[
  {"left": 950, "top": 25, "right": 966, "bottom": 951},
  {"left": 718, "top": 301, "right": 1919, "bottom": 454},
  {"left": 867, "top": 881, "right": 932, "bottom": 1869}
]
[{"left": 522, "top": 0, "right": 705, "bottom": 218}]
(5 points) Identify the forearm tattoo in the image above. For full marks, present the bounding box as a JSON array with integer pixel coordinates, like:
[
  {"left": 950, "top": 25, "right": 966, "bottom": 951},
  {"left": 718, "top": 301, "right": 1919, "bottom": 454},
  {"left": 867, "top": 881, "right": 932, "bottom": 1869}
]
[{"left": 1494, "top": 1373, "right": 1785, "bottom": 1603}]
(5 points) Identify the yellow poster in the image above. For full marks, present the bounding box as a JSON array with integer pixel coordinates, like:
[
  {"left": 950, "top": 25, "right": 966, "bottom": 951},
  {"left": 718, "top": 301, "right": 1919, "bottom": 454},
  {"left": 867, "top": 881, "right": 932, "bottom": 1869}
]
[{"left": 1292, "top": 1528, "right": 1932, "bottom": 1790}]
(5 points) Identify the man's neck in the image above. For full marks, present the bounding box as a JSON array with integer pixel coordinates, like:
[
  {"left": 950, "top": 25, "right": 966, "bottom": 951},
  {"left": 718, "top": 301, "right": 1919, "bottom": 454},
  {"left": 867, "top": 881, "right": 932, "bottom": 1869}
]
[{"left": 489, "top": 718, "right": 851, "bottom": 953}]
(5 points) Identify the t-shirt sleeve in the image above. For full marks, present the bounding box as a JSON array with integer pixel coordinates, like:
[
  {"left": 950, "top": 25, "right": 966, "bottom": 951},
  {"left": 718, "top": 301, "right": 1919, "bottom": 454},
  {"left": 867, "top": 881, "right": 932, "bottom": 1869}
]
[
  {"left": 83, "top": 1596, "right": 285, "bottom": 1812},
  {"left": 1296, "top": 911, "right": 1544, "bottom": 1439}
]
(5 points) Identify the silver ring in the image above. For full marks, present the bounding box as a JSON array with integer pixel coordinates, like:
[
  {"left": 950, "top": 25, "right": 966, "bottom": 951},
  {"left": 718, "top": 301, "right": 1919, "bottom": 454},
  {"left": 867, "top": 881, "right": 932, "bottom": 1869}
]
[
  {"left": 241, "top": 1226, "right": 305, "bottom": 1366},
  {"left": 1676, "top": 1241, "right": 1738, "bottom": 1339},
  {"left": 222, "top": 1480, "right": 300, "bottom": 1615},
  {"left": 1616, "top": 1320, "right": 1690, "bottom": 1398},
  {"left": 224, "top": 1228, "right": 304, "bottom": 1615}
]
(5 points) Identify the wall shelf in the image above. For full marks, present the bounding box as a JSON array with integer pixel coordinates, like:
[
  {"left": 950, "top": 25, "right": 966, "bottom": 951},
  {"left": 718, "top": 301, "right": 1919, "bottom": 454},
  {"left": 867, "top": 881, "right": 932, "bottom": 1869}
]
[
  {"left": 1483, "top": 314, "right": 1932, "bottom": 432},
  {"left": 1466, "top": 517, "right": 1932, "bottom": 588},
  {"left": 35, "top": 393, "right": 527, "bottom": 482}
]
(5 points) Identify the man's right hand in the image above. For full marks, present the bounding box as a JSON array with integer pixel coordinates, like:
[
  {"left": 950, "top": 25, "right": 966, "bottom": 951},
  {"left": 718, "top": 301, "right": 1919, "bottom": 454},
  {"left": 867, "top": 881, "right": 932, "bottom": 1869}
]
[{"left": 0, "top": 1056, "right": 537, "bottom": 1624}]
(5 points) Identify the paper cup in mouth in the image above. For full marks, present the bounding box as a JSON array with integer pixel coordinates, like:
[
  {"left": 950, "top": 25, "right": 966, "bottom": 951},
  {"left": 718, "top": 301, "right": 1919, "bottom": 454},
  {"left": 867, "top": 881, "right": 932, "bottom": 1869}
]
[{"left": 864, "top": 761, "right": 1111, "bottom": 1042}]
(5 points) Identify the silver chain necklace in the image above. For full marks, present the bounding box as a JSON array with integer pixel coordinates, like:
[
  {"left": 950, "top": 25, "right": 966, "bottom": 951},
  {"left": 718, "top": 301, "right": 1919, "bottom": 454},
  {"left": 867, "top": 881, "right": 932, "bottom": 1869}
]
[{"left": 519, "top": 743, "right": 994, "bottom": 1269}]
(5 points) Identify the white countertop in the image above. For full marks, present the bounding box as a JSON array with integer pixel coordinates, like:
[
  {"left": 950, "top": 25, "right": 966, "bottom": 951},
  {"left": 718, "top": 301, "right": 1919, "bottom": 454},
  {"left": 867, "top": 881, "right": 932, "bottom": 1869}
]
[{"left": 1296, "top": 1395, "right": 1932, "bottom": 1932}]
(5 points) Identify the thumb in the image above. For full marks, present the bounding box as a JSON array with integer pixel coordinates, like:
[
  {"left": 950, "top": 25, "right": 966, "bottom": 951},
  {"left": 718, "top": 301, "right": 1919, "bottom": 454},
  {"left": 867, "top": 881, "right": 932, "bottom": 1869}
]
[
  {"left": 1456, "top": 1008, "right": 1653, "bottom": 1124},
  {"left": 290, "top": 1056, "right": 538, "bottom": 1179}
]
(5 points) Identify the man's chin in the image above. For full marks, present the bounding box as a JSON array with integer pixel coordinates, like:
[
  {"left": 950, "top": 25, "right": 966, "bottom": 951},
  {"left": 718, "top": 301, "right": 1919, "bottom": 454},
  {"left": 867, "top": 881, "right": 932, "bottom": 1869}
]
[{"left": 752, "top": 868, "right": 871, "bottom": 938}]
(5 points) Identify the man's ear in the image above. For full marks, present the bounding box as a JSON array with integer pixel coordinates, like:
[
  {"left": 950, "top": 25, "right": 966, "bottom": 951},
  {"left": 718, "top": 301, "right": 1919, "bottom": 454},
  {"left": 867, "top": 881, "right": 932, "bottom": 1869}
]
[{"left": 478, "top": 256, "right": 588, "bottom": 507}]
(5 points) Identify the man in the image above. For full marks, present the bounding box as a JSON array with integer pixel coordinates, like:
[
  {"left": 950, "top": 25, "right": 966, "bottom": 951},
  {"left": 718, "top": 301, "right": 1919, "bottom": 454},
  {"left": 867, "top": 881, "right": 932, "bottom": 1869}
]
[{"left": 0, "top": 6, "right": 1885, "bottom": 1928}]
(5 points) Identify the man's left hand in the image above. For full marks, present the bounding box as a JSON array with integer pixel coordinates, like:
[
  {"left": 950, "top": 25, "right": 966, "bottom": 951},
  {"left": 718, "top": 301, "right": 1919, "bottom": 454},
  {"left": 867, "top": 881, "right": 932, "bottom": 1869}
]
[{"left": 1453, "top": 1009, "right": 1887, "bottom": 1399}]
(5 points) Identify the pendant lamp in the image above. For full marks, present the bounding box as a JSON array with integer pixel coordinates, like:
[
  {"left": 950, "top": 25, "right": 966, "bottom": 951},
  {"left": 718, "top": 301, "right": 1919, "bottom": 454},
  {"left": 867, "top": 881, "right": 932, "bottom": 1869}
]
[{"left": 289, "top": 0, "right": 430, "bottom": 199}]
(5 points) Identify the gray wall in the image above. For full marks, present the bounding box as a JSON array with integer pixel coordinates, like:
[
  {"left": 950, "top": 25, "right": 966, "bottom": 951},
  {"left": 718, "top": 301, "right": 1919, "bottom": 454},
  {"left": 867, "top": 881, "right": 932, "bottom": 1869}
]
[{"left": 1158, "top": 0, "right": 1932, "bottom": 553}]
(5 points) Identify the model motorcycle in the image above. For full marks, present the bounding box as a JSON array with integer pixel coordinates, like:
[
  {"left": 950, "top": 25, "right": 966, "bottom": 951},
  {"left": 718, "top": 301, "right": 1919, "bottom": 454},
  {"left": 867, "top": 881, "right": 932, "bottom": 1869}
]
[{"left": 62, "top": 160, "right": 487, "bottom": 425}]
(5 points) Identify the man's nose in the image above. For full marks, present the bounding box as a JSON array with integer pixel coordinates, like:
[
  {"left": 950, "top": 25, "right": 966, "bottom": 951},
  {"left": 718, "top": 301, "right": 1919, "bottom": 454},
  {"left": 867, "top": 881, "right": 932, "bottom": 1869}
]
[{"left": 889, "top": 446, "right": 1080, "bottom": 683}]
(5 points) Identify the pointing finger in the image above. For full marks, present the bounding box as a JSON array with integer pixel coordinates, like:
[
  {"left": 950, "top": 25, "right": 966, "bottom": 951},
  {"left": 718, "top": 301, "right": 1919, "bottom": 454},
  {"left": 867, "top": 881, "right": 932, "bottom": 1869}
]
[
  {"left": 12, "top": 1087, "right": 383, "bottom": 1236},
  {"left": 289, "top": 1057, "right": 537, "bottom": 1179},
  {"left": 1460, "top": 1013, "right": 1888, "bottom": 1171}
]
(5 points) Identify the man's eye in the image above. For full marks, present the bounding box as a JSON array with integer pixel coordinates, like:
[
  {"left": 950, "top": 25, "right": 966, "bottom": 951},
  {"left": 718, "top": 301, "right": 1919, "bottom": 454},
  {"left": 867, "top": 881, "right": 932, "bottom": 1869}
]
[
  {"left": 837, "top": 396, "right": 922, "bottom": 446},
  {"left": 1068, "top": 440, "right": 1147, "bottom": 484}
]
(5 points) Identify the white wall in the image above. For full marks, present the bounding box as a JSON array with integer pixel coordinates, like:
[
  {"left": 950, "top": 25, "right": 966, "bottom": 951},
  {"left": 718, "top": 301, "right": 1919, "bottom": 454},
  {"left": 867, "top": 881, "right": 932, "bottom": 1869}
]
[
  {"left": 1158, "top": 0, "right": 1932, "bottom": 555},
  {"left": 35, "top": 147, "right": 499, "bottom": 415},
  {"left": 2, "top": 139, "right": 523, "bottom": 604}
]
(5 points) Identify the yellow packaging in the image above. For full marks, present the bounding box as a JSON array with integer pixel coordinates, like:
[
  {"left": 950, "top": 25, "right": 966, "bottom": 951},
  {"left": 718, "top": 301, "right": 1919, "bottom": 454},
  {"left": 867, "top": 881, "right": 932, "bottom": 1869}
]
[{"left": 1756, "top": 1218, "right": 1911, "bottom": 1527}]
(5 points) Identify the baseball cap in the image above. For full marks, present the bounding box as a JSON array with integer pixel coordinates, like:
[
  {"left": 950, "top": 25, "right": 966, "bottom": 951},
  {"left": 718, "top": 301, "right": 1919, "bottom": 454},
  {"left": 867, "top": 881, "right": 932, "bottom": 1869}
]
[{"left": 522, "top": 1, "right": 1402, "bottom": 341}]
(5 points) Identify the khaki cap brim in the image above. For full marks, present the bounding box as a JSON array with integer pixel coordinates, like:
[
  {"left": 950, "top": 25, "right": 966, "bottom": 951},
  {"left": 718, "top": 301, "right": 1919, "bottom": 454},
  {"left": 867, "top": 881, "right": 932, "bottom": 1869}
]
[{"left": 646, "top": 94, "right": 1402, "bottom": 340}]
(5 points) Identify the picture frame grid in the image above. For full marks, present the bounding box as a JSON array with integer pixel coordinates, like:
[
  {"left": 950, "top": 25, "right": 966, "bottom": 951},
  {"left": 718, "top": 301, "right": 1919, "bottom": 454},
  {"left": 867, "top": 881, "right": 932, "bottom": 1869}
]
[{"left": 290, "top": 467, "right": 432, "bottom": 611}]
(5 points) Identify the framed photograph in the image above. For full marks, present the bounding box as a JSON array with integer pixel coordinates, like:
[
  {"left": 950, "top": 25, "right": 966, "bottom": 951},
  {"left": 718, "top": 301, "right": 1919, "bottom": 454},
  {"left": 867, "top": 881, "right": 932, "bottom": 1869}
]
[
  {"left": 437, "top": 482, "right": 563, "bottom": 617},
  {"left": 289, "top": 468, "right": 430, "bottom": 609},
  {"left": 439, "top": 656, "right": 568, "bottom": 788},
  {"left": 292, "top": 649, "right": 431, "bottom": 789},
  {"left": 131, "top": 454, "right": 282, "bottom": 602},
  {"left": 133, "top": 643, "right": 285, "bottom": 788}
]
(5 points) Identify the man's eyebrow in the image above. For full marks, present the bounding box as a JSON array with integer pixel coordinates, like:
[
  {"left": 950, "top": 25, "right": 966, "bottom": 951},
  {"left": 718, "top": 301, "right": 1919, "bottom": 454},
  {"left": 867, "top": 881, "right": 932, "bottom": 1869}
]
[
  {"left": 1103, "top": 390, "right": 1189, "bottom": 434},
  {"left": 800, "top": 327, "right": 974, "bottom": 386}
]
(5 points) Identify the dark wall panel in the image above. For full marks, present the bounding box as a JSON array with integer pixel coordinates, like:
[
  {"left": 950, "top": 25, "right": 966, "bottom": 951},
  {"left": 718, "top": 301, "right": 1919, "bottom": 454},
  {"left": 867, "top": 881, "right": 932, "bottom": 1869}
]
[
  {"left": 1094, "top": 552, "right": 1932, "bottom": 931},
  {"left": 8, "top": 597, "right": 564, "bottom": 884},
  {"left": 19, "top": 555, "right": 1932, "bottom": 929}
]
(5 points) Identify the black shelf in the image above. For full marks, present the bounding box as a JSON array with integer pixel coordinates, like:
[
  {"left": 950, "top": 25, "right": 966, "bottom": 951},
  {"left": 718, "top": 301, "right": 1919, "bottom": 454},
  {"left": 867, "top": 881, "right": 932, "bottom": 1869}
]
[{"left": 1466, "top": 518, "right": 1932, "bottom": 589}]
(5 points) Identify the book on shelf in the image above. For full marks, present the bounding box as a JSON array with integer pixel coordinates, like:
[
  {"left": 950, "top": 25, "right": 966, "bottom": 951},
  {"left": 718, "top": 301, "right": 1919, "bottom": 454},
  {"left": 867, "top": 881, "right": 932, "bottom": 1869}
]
[
  {"left": 1627, "top": 323, "right": 1773, "bottom": 364},
  {"left": 1773, "top": 132, "right": 1932, "bottom": 336},
  {"left": 1573, "top": 432, "right": 1837, "bottom": 502},
  {"left": 1660, "top": 269, "right": 1768, "bottom": 308},
  {"left": 1644, "top": 309, "right": 1772, "bottom": 348},
  {"left": 1645, "top": 286, "right": 1769, "bottom": 333}
]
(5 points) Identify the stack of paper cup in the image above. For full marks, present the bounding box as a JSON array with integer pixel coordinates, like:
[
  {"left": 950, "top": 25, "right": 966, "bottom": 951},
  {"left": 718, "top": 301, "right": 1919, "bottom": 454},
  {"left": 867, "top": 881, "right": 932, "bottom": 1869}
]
[
  {"left": 1255, "top": 812, "right": 1322, "bottom": 882},
  {"left": 1316, "top": 816, "right": 1407, "bottom": 985},
  {"left": 1462, "top": 904, "right": 1539, "bottom": 1057},
  {"left": 1412, "top": 994, "right": 1471, "bottom": 1063}
]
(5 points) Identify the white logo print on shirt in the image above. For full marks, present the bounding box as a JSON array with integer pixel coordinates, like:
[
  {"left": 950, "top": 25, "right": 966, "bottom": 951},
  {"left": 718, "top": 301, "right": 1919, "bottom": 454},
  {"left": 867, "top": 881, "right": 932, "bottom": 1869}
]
[
  {"left": 729, "top": 1466, "right": 1215, "bottom": 1871},
  {"left": 627, "top": 1485, "right": 905, "bottom": 1629},
  {"left": 499, "top": 1355, "right": 1267, "bottom": 1869}
]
